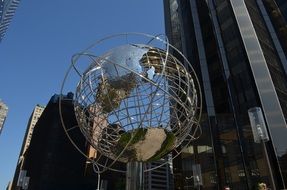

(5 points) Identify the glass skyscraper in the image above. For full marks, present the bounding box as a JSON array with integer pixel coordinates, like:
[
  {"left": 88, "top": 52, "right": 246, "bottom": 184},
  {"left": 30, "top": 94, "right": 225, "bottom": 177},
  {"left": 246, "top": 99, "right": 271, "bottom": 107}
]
[
  {"left": 0, "top": 0, "right": 21, "bottom": 42},
  {"left": 0, "top": 99, "right": 8, "bottom": 135},
  {"left": 164, "top": 0, "right": 287, "bottom": 189}
]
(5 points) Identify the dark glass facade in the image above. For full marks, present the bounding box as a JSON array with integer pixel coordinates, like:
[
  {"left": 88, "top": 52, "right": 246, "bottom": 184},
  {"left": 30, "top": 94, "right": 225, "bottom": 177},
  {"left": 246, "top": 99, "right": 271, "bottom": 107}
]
[
  {"left": 276, "top": 0, "right": 287, "bottom": 20},
  {"left": 164, "top": 0, "right": 287, "bottom": 189}
]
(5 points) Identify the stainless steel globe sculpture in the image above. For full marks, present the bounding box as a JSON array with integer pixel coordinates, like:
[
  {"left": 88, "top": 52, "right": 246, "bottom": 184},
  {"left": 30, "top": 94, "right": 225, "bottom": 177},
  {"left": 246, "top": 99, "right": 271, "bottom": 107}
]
[{"left": 60, "top": 33, "right": 202, "bottom": 171}]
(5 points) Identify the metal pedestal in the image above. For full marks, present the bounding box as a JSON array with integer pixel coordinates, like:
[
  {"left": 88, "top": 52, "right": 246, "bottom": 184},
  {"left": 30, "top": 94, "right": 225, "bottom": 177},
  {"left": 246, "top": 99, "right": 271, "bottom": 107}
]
[{"left": 126, "top": 162, "right": 144, "bottom": 190}]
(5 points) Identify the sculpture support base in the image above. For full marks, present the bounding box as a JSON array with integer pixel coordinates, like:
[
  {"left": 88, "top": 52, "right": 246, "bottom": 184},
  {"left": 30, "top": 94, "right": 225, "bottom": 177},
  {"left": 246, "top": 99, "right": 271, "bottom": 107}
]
[{"left": 126, "top": 162, "right": 143, "bottom": 190}]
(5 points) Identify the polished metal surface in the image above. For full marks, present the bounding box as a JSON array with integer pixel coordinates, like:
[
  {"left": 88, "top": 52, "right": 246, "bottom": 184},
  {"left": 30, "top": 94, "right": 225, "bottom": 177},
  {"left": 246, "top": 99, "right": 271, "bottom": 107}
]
[
  {"left": 126, "top": 162, "right": 144, "bottom": 190},
  {"left": 60, "top": 33, "right": 202, "bottom": 173},
  {"left": 74, "top": 44, "right": 199, "bottom": 163}
]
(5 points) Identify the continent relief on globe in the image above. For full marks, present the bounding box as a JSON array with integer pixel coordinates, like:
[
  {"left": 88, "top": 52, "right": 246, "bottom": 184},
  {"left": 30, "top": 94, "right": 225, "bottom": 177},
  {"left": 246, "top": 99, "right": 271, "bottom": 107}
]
[
  {"left": 113, "top": 127, "right": 176, "bottom": 162},
  {"left": 95, "top": 73, "right": 137, "bottom": 113}
]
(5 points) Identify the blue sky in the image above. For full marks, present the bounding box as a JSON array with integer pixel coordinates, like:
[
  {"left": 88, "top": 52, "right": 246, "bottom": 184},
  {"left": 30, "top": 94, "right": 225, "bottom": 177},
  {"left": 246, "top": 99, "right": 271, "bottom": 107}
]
[{"left": 0, "top": 0, "right": 164, "bottom": 188}]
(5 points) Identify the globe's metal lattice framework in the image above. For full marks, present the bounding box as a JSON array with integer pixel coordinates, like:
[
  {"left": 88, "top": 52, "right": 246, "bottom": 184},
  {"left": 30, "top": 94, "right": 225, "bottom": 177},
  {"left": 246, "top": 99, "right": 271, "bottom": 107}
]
[{"left": 60, "top": 33, "right": 202, "bottom": 173}]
